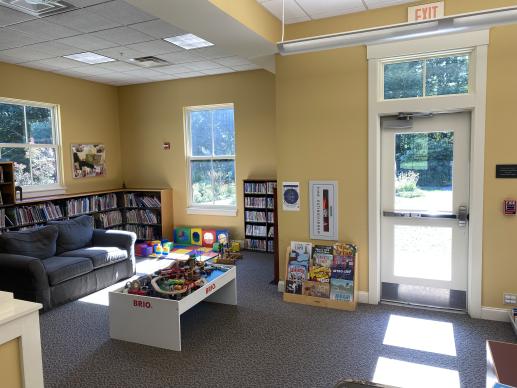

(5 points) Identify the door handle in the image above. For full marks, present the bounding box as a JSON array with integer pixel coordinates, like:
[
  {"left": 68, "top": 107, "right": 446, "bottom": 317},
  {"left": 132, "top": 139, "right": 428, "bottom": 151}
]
[{"left": 383, "top": 211, "right": 457, "bottom": 219}]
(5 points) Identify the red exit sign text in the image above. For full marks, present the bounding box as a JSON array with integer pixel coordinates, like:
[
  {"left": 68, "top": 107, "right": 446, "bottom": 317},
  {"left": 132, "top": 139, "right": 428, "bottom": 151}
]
[{"left": 408, "top": 2, "right": 444, "bottom": 22}]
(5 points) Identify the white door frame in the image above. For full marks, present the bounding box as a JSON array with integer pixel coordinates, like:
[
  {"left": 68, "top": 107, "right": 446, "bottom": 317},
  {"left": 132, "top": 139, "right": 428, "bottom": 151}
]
[{"left": 367, "top": 30, "right": 489, "bottom": 318}]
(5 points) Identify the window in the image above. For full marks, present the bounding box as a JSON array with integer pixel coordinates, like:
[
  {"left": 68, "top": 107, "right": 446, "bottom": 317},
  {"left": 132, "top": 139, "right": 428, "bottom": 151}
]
[
  {"left": 0, "top": 99, "right": 61, "bottom": 190},
  {"left": 185, "top": 104, "right": 236, "bottom": 212},
  {"left": 383, "top": 52, "right": 470, "bottom": 100}
]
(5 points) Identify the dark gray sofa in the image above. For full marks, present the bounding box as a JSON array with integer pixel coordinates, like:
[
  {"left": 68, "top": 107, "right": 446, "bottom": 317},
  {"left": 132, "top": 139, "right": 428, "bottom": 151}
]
[{"left": 0, "top": 215, "right": 136, "bottom": 311}]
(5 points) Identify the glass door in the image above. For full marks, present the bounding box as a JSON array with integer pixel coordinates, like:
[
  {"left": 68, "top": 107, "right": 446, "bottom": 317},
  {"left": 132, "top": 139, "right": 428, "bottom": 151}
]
[{"left": 380, "top": 112, "right": 470, "bottom": 310}]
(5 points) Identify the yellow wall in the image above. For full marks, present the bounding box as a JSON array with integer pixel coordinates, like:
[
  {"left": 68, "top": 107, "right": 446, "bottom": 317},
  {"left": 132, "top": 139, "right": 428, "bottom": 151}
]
[
  {"left": 118, "top": 70, "right": 276, "bottom": 239},
  {"left": 277, "top": 0, "right": 517, "bottom": 307},
  {"left": 209, "top": 0, "right": 281, "bottom": 44},
  {"left": 0, "top": 62, "right": 123, "bottom": 193},
  {"left": 0, "top": 338, "right": 22, "bottom": 388}
]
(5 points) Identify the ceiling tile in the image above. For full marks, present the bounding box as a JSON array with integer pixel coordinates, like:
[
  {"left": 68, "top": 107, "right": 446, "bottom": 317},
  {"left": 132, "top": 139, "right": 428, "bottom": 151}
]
[
  {"left": 69, "top": 65, "right": 114, "bottom": 76},
  {"left": 65, "top": 0, "right": 110, "bottom": 8},
  {"left": 296, "top": 0, "right": 365, "bottom": 16},
  {"left": 129, "top": 19, "right": 185, "bottom": 39},
  {"left": 1, "top": 41, "right": 77, "bottom": 61},
  {"left": 0, "top": 6, "right": 35, "bottom": 27},
  {"left": 23, "top": 57, "right": 84, "bottom": 71},
  {"left": 260, "top": 0, "right": 310, "bottom": 23},
  {"left": 364, "top": 0, "right": 416, "bottom": 9},
  {"left": 200, "top": 67, "right": 234, "bottom": 75},
  {"left": 126, "top": 39, "right": 183, "bottom": 56},
  {"left": 8, "top": 19, "right": 81, "bottom": 40},
  {"left": 96, "top": 60, "right": 142, "bottom": 72},
  {"left": 55, "top": 34, "right": 118, "bottom": 51},
  {"left": 184, "top": 60, "right": 223, "bottom": 71},
  {"left": 92, "top": 27, "right": 154, "bottom": 46},
  {"left": 156, "top": 64, "right": 192, "bottom": 75},
  {"left": 94, "top": 45, "right": 143, "bottom": 61},
  {"left": 214, "top": 56, "right": 252, "bottom": 67},
  {"left": 192, "top": 46, "right": 231, "bottom": 60},
  {"left": 0, "top": 28, "right": 45, "bottom": 50},
  {"left": 159, "top": 51, "right": 203, "bottom": 64},
  {"left": 46, "top": 9, "right": 122, "bottom": 33},
  {"left": 87, "top": 0, "right": 155, "bottom": 25},
  {"left": 175, "top": 71, "right": 205, "bottom": 79},
  {"left": 0, "top": 52, "right": 27, "bottom": 64},
  {"left": 121, "top": 68, "right": 166, "bottom": 79},
  {"left": 231, "top": 63, "right": 260, "bottom": 71}
]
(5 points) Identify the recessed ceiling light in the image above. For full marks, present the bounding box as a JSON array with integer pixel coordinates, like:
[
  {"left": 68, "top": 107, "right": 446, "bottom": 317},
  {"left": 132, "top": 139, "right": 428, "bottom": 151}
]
[
  {"left": 64, "top": 52, "right": 116, "bottom": 64},
  {"left": 163, "top": 34, "right": 214, "bottom": 50}
]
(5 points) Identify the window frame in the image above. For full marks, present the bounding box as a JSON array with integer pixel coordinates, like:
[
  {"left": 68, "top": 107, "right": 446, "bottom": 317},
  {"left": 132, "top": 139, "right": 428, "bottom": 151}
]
[
  {"left": 184, "top": 103, "right": 237, "bottom": 216},
  {"left": 380, "top": 48, "right": 474, "bottom": 101},
  {"left": 0, "top": 97, "right": 64, "bottom": 194}
]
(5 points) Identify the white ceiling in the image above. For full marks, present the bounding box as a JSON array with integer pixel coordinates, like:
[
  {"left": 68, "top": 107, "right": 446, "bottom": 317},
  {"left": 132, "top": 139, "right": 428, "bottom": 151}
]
[
  {"left": 257, "top": 0, "right": 418, "bottom": 24},
  {"left": 0, "top": 0, "right": 261, "bottom": 86}
]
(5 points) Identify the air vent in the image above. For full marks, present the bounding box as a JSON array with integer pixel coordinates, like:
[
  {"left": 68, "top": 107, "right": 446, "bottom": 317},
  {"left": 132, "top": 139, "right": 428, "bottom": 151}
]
[
  {"left": 0, "top": 0, "right": 75, "bottom": 17},
  {"left": 129, "top": 56, "right": 170, "bottom": 68}
]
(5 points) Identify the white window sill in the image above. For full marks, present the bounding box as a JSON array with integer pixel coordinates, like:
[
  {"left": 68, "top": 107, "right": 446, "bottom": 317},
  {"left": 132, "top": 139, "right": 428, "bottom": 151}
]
[
  {"left": 21, "top": 186, "right": 67, "bottom": 200},
  {"left": 187, "top": 207, "right": 237, "bottom": 217}
]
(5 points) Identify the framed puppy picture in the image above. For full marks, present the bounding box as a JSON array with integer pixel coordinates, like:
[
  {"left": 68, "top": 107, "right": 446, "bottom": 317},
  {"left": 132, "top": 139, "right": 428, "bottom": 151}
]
[
  {"left": 309, "top": 181, "right": 338, "bottom": 241},
  {"left": 71, "top": 144, "right": 106, "bottom": 178}
]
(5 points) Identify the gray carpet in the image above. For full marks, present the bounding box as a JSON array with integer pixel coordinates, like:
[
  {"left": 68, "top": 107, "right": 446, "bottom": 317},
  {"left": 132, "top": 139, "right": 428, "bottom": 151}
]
[{"left": 40, "top": 252, "right": 515, "bottom": 388}]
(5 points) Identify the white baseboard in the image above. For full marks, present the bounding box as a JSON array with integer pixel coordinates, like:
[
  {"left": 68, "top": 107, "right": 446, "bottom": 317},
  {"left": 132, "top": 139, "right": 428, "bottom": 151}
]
[
  {"left": 481, "top": 306, "right": 511, "bottom": 322},
  {"left": 358, "top": 291, "right": 369, "bottom": 304}
]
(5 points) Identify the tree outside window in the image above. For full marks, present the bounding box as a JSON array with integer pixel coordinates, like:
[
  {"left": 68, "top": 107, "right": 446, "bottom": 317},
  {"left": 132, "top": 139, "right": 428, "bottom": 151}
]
[
  {"left": 0, "top": 101, "right": 59, "bottom": 188},
  {"left": 186, "top": 105, "right": 236, "bottom": 207}
]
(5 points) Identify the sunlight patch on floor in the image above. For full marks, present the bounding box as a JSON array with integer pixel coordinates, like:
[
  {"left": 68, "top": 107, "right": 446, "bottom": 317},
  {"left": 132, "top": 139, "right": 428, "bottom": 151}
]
[
  {"left": 373, "top": 357, "right": 460, "bottom": 388},
  {"left": 383, "top": 314, "right": 457, "bottom": 356}
]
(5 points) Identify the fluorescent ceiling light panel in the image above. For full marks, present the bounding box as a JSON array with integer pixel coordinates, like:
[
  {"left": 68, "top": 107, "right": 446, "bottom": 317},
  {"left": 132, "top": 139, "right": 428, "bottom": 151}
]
[
  {"left": 64, "top": 52, "right": 115, "bottom": 64},
  {"left": 163, "top": 34, "right": 214, "bottom": 50}
]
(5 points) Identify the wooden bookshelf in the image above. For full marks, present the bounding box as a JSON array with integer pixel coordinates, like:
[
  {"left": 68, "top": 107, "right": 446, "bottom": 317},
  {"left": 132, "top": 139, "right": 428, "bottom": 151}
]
[
  {"left": 0, "top": 188, "right": 173, "bottom": 241},
  {"left": 0, "top": 162, "right": 16, "bottom": 206},
  {"left": 243, "top": 179, "right": 277, "bottom": 253}
]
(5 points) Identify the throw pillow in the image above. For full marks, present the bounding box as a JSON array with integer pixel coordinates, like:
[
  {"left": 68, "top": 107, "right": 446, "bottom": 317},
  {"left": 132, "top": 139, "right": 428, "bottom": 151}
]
[
  {"left": 49, "top": 215, "right": 94, "bottom": 255},
  {"left": 0, "top": 225, "right": 58, "bottom": 259}
]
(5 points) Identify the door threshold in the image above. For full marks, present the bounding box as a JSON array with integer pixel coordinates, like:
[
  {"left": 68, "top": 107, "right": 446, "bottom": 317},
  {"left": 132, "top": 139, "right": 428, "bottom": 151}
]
[{"left": 380, "top": 299, "right": 467, "bottom": 314}]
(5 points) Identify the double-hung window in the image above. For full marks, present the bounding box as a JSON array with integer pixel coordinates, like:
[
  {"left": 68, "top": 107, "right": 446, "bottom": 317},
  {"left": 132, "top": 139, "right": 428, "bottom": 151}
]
[
  {"left": 0, "top": 98, "right": 62, "bottom": 191},
  {"left": 185, "top": 104, "right": 236, "bottom": 215}
]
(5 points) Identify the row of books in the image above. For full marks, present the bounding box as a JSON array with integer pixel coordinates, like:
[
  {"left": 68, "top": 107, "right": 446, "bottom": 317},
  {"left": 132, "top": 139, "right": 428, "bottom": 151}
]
[
  {"left": 120, "top": 225, "right": 159, "bottom": 240},
  {"left": 244, "top": 197, "right": 266, "bottom": 208},
  {"left": 244, "top": 182, "right": 267, "bottom": 194},
  {"left": 96, "top": 210, "right": 122, "bottom": 228},
  {"left": 512, "top": 308, "right": 517, "bottom": 324},
  {"left": 267, "top": 240, "right": 274, "bottom": 252},
  {"left": 11, "top": 203, "right": 64, "bottom": 226},
  {"left": 268, "top": 226, "right": 274, "bottom": 237},
  {"left": 267, "top": 197, "right": 275, "bottom": 209},
  {"left": 91, "top": 194, "right": 117, "bottom": 211},
  {"left": 125, "top": 209, "right": 159, "bottom": 224},
  {"left": 267, "top": 182, "right": 276, "bottom": 194},
  {"left": 245, "top": 224, "right": 267, "bottom": 237},
  {"left": 245, "top": 238, "right": 267, "bottom": 251},
  {"left": 123, "top": 193, "right": 161, "bottom": 208},
  {"left": 286, "top": 242, "right": 357, "bottom": 301},
  {"left": 245, "top": 211, "right": 266, "bottom": 222}
]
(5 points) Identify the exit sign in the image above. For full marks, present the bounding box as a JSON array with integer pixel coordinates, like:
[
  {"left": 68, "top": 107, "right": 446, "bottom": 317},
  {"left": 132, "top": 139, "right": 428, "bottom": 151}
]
[{"left": 408, "top": 1, "right": 444, "bottom": 22}]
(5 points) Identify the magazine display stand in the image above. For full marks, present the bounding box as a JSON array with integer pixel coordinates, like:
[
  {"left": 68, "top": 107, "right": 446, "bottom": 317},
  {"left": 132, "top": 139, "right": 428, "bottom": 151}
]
[{"left": 283, "top": 242, "right": 358, "bottom": 312}]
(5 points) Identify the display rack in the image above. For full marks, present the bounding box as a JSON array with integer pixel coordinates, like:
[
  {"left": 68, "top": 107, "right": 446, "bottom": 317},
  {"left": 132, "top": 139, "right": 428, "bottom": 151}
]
[
  {"left": 243, "top": 179, "right": 277, "bottom": 253},
  {"left": 283, "top": 244, "right": 358, "bottom": 311},
  {"left": 0, "top": 188, "right": 173, "bottom": 241}
]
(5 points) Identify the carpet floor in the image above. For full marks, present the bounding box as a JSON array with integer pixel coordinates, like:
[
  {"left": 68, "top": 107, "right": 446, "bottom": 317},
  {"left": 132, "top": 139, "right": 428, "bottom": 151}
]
[{"left": 40, "top": 252, "right": 515, "bottom": 388}]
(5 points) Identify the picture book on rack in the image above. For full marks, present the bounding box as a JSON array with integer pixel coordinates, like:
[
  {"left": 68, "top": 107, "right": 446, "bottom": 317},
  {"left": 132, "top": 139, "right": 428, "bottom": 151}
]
[
  {"left": 330, "top": 279, "right": 354, "bottom": 301},
  {"left": 312, "top": 245, "right": 333, "bottom": 267},
  {"left": 302, "top": 281, "right": 330, "bottom": 298}
]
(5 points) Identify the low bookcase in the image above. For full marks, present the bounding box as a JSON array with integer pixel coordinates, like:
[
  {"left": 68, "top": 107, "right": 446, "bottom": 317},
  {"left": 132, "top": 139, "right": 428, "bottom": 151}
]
[{"left": 0, "top": 188, "right": 173, "bottom": 241}]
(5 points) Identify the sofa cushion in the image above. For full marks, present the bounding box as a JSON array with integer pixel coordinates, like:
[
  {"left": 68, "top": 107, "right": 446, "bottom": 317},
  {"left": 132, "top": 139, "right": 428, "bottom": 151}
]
[
  {"left": 49, "top": 215, "right": 94, "bottom": 255},
  {"left": 59, "top": 247, "right": 128, "bottom": 269},
  {"left": 0, "top": 226, "right": 58, "bottom": 259},
  {"left": 42, "top": 256, "right": 94, "bottom": 286}
]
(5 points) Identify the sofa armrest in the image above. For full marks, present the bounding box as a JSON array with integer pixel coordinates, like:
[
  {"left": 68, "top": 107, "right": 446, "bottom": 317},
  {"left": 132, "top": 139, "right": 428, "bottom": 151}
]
[
  {"left": 0, "top": 253, "right": 50, "bottom": 309},
  {"left": 92, "top": 229, "right": 137, "bottom": 256}
]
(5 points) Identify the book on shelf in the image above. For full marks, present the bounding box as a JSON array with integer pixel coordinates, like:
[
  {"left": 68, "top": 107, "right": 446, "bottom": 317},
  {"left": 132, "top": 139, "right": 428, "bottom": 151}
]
[
  {"left": 244, "top": 182, "right": 267, "bottom": 194},
  {"left": 245, "top": 238, "right": 266, "bottom": 251},
  {"left": 302, "top": 281, "right": 330, "bottom": 298},
  {"left": 245, "top": 211, "right": 266, "bottom": 222},
  {"left": 312, "top": 245, "right": 333, "bottom": 268},
  {"left": 330, "top": 279, "right": 354, "bottom": 301}
]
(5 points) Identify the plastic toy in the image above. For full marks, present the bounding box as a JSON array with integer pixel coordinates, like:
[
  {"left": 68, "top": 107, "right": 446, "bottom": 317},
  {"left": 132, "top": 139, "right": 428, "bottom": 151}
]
[
  {"left": 190, "top": 228, "right": 202, "bottom": 246},
  {"left": 202, "top": 229, "right": 216, "bottom": 247},
  {"left": 174, "top": 227, "right": 191, "bottom": 245}
]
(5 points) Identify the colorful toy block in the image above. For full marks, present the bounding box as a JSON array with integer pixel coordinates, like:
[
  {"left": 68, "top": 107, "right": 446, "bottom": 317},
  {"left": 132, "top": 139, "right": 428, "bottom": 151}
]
[
  {"left": 174, "top": 227, "right": 191, "bottom": 245},
  {"left": 190, "top": 227, "right": 202, "bottom": 246},
  {"left": 202, "top": 229, "right": 216, "bottom": 247}
]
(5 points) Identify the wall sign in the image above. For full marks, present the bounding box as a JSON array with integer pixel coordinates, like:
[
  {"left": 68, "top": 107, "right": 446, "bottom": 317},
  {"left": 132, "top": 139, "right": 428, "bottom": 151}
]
[
  {"left": 282, "top": 182, "right": 300, "bottom": 211},
  {"left": 496, "top": 164, "right": 517, "bottom": 178},
  {"left": 408, "top": 1, "right": 444, "bottom": 22},
  {"left": 309, "top": 181, "right": 338, "bottom": 241}
]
